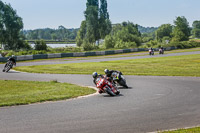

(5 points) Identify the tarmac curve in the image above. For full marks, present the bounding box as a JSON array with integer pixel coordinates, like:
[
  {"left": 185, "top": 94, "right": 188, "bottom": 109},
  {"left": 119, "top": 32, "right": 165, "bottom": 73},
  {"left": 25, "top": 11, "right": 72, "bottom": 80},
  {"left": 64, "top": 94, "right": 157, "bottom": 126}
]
[{"left": 0, "top": 51, "right": 200, "bottom": 133}]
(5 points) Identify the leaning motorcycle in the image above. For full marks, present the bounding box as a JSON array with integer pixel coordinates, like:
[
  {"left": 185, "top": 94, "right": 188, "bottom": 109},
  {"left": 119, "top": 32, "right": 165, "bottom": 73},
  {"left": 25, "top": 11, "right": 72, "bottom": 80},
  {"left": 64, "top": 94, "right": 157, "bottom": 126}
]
[
  {"left": 149, "top": 49, "right": 154, "bottom": 55},
  {"left": 159, "top": 48, "right": 164, "bottom": 54},
  {"left": 96, "top": 77, "right": 120, "bottom": 96},
  {"left": 111, "top": 72, "right": 129, "bottom": 88},
  {"left": 2, "top": 61, "right": 14, "bottom": 72}
]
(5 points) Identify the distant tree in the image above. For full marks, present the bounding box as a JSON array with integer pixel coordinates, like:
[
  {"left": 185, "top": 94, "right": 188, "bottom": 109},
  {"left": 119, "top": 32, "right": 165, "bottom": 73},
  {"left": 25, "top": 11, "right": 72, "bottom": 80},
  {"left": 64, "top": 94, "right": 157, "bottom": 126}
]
[
  {"left": 137, "top": 25, "right": 158, "bottom": 33},
  {"left": 76, "top": 21, "right": 86, "bottom": 47},
  {"left": 192, "top": 20, "right": 200, "bottom": 38},
  {"left": 155, "top": 24, "right": 172, "bottom": 41},
  {"left": 84, "top": 5, "right": 99, "bottom": 44},
  {"left": 24, "top": 27, "right": 78, "bottom": 41},
  {"left": 0, "top": 1, "right": 25, "bottom": 50},
  {"left": 76, "top": 0, "right": 112, "bottom": 49},
  {"left": 104, "top": 21, "right": 142, "bottom": 48},
  {"left": 172, "top": 16, "right": 191, "bottom": 42},
  {"left": 99, "top": 0, "right": 111, "bottom": 39}
]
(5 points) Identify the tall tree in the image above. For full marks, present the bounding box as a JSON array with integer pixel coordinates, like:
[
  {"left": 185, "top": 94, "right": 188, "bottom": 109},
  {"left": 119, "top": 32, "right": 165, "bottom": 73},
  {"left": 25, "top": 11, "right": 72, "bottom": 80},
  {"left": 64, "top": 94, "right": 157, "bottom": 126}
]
[
  {"left": 84, "top": 4, "right": 99, "bottom": 44},
  {"left": 0, "top": 1, "right": 24, "bottom": 50},
  {"left": 155, "top": 24, "right": 172, "bottom": 41},
  {"left": 76, "top": 21, "right": 86, "bottom": 47},
  {"left": 76, "top": 0, "right": 112, "bottom": 48},
  {"left": 192, "top": 20, "right": 200, "bottom": 38},
  {"left": 99, "top": 0, "right": 111, "bottom": 39},
  {"left": 172, "top": 16, "right": 190, "bottom": 42}
]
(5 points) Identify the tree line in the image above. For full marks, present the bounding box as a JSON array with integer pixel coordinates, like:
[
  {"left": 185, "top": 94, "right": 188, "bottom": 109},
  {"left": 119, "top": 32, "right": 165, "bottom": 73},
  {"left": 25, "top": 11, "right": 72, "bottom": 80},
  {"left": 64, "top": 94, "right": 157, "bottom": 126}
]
[
  {"left": 23, "top": 26, "right": 78, "bottom": 41},
  {"left": 141, "top": 17, "right": 200, "bottom": 49}
]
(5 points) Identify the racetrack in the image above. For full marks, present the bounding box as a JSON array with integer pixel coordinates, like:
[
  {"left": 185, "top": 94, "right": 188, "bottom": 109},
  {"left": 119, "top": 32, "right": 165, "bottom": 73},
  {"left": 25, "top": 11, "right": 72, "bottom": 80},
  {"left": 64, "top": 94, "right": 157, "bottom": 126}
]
[{"left": 0, "top": 51, "right": 200, "bottom": 133}]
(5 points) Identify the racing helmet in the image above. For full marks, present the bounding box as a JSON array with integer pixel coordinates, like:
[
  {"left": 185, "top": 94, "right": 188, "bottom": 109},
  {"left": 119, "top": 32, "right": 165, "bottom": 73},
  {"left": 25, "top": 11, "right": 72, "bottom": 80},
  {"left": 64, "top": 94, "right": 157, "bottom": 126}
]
[
  {"left": 92, "top": 72, "right": 98, "bottom": 78},
  {"left": 104, "top": 69, "right": 109, "bottom": 74}
]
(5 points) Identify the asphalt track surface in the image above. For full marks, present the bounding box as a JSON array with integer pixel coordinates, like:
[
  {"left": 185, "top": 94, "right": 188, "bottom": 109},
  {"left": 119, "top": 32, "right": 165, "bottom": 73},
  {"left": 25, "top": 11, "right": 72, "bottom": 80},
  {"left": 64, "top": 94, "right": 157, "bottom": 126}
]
[{"left": 0, "top": 51, "right": 200, "bottom": 133}]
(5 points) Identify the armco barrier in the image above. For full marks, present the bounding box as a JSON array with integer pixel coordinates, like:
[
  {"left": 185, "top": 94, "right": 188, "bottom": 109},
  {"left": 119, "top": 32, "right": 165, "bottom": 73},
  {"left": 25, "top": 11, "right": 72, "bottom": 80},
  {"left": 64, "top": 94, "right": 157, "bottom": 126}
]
[
  {"left": 61, "top": 53, "right": 73, "bottom": 58},
  {"left": 17, "top": 55, "right": 33, "bottom": 61},
  {"left": 85, "top": 52, "right": 96, "bottom": 56},
  {"left": 73, "top": 52, "right": 85, "bottom": 57},
  {"left": 0, "top": 47, "right": 177, "bottom": 62},
  {"left": 48, "top": 53, "right": 61, "bottom": 58},
  {"left": 105, "top": 50, "right": 115, "bottom": 55},
  {"left": 33, "top": 54, "right": 48, "bottom": 60},
  {"left": 114, "top": 49, "right": 123, "bottom": 54},
  {"left": 123, "top": 49, "right": 131, "bottom": 53}
]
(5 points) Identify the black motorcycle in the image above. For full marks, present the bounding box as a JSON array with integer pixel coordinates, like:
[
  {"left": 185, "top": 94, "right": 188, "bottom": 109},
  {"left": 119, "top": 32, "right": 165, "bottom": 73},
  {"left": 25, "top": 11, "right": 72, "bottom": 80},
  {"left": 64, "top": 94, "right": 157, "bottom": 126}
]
[
  {"left": 159, "top": 48, "right": 164, "bottom": 54},
  {"left": 2, "top": 61, "right": 14, "bottom": 72},
  {"left": 111, "top": 72, "right": 128, "bottom": 88}
]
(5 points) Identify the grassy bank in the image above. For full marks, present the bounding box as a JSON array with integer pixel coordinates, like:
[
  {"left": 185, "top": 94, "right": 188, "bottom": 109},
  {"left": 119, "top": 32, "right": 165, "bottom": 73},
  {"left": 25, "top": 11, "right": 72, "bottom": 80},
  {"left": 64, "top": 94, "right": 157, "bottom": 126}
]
[
  {"left": 14, "top": 54, "right": 200, "bottom": 77},
  {"left": 159, "top": 126, "right": 200, "bottom": 133},
  {"left": 0, "top": 80, "right": 96, "bottom": 107}
]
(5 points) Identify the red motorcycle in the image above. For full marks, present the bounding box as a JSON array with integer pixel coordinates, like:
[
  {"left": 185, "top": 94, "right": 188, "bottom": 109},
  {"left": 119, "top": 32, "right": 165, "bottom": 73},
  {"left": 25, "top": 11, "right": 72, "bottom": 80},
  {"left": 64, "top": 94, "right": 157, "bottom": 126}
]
[{"left": 96, "top": 77, "right": 120, "bottom": 96}]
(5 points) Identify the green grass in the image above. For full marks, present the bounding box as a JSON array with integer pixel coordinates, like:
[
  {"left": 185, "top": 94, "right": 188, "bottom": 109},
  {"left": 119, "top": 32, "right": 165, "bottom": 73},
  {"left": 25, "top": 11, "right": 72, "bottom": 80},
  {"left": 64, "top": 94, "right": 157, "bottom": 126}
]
[
  {"left": 14, "top": 54, "right": 200, "bottom": 77},
  {"left": 159, "top": 127, "right": 200, "bottom": 133},
  {"left": 0, "top": 80, "right": 96, "bottom": 107}
]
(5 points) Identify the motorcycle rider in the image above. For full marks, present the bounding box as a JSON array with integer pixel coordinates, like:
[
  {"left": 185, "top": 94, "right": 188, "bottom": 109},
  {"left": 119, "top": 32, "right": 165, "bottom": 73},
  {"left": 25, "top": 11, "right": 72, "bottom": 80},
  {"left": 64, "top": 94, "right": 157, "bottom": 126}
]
[
  {"left": 92, "top": 72, "right": 104, "bottom": 93},
  {"left": 3, "top": 55, "right": 16, "bottom": 72},
  {"left": 104, "top": 69, "right": 122, "bottom": 78}
]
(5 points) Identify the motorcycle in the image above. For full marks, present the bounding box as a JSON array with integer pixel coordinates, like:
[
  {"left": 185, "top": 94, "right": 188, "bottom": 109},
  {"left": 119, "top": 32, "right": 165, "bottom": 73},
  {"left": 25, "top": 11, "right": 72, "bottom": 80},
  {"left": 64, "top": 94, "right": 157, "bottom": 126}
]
[
  {"left": 159, "top": 48, "right": 164, "bottom": 54},
  {"left": 149, "top": 49, "right": 154, "bottom": 55},
  {"left": 111, "top": 72, "right": 128, "bottom": 88},
  {"left": 2, "top": 61, "right": 14, "bottom": 72},
  {"left": 96, "top": 77, "right": 120, "bottom": 96}
]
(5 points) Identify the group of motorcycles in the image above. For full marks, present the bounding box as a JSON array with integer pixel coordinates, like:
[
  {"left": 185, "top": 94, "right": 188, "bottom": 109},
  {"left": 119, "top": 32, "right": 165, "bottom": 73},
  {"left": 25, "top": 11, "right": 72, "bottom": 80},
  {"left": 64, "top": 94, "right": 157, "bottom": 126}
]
[
  {"left": 95, "top": 71, "right": 128, "bottom": 96},
  {"left": 149, "top": 48, "right": 164, "bottom": 55}
]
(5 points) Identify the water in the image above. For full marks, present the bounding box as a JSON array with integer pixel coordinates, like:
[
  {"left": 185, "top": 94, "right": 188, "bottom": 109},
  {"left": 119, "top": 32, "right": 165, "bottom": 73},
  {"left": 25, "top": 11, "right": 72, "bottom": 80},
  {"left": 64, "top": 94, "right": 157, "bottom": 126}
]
[{"left": 30, "top": 43, "right": 76, "bottom": 48}]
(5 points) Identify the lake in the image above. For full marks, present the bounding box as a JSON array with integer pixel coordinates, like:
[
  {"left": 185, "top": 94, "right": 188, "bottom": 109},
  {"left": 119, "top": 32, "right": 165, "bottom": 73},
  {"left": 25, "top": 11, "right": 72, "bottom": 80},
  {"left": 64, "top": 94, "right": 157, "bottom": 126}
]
[{"left": 31, "top": 44, "right": 76, "bottom": 48}]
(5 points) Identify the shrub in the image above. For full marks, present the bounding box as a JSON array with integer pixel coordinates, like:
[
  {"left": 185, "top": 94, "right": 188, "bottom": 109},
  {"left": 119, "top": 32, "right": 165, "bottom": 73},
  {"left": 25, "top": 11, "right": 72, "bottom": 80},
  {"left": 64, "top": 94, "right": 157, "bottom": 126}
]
[
  {"left": 34, "top": 40, "right": 47, "bottom": 50},
  {"left": 104, "top": 35, "right": 115, "bottom": 48},
  {"left": 82, "top": 39, "right": 94, "bottom": 51}
]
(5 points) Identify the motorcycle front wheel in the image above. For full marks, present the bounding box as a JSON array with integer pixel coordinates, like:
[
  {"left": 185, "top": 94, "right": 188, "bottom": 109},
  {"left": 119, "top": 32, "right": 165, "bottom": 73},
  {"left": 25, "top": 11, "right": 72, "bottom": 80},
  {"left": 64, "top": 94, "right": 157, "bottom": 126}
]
[{"left": 105, "top": 87, "right": 116, "bottom": 96}]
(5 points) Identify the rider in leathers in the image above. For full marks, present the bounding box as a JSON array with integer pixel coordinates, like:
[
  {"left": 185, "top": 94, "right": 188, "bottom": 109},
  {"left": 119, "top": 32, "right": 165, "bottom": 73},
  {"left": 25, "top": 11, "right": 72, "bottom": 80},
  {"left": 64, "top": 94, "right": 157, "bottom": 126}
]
[
  {"left": 104, "top": 69, "right": 122, "bottom": 79},
  {"left": 4, "top": 55, "right": 16, "bottom": 69},
  {"left": 92, "top": 72, "right": 104, "bottom": 93}
]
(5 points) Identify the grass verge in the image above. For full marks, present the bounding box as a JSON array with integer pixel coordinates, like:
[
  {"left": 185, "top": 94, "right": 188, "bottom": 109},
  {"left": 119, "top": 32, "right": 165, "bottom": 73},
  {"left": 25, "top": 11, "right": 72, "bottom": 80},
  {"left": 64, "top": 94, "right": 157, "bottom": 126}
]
[
  {"left": 0, "top": 80, "right": 96, "bottom": 107},
  {"left": 14, "top": 54, "right": 200, "bottom": 77},
  {"left": 159, "top": 126, "right": 200, "bottom": 133}
]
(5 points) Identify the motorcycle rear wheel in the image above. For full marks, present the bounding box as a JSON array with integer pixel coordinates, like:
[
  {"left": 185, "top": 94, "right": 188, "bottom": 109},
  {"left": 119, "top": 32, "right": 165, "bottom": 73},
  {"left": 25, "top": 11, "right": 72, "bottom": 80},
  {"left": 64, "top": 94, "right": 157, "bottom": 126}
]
[{"left": 118, "top": 79, "right": 129, "bottom": 88}]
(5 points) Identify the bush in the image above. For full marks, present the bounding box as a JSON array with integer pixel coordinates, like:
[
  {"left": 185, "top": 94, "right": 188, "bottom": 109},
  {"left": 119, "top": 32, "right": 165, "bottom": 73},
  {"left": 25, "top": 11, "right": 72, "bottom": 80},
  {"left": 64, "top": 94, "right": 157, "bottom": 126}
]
[
  {"left": 82, "top": 39, "right": 94, "bottom": 51},
  {"left": 34, "top": 40, "right": 47, "bottom": 50},
  {"left": 164, "top": 41, "right": 200, "bottom": 49},
  {"left": 104, "top": 35, "right": 115, "bottom": 48}
]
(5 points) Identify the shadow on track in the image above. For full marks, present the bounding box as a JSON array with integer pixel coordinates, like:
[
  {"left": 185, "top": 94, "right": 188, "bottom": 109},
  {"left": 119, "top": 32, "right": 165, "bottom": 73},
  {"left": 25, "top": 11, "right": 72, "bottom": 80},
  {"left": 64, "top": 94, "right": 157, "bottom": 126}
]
[
  {"left": 2, "top": 70, "right": 20, "bottom": 74},
  {"left": 102, "top": 94, "right": 124, "bottom": 97},
  {"left": 118, "top": 86, "right": 132, "bottom": 89}
]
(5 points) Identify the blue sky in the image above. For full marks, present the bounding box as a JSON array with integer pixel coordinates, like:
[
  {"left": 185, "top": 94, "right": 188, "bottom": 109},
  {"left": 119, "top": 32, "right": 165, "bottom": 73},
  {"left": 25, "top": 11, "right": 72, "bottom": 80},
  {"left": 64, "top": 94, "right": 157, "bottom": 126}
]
[{"left": 2, "top": 0, "right": 200, "bottom": 30}]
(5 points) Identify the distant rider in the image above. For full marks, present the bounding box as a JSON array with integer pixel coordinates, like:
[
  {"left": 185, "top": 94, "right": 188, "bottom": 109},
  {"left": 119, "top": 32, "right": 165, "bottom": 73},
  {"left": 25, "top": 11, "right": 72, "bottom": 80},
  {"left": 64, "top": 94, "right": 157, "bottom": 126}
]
[{"left": 5, "top": 55, "right": 16, "bottom": 67}]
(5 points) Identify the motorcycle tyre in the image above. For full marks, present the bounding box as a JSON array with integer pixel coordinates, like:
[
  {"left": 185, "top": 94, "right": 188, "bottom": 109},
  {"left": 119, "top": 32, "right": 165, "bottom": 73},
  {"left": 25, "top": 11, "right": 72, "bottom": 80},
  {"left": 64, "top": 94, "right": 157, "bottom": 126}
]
[
  {"left": 105, "top": 87, "right": 116, "bottom": 96},
  {"left": 5, "top": 65, "right": 11, "bottom": 72},
  {"left": 118, "top": 79, "right": 129, "bottom": 88}
]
